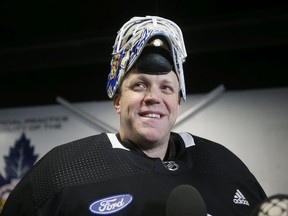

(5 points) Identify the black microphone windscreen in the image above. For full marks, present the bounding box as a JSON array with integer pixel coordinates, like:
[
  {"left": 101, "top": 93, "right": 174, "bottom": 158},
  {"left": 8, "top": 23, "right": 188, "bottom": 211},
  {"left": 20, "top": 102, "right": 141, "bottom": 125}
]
[{"left": 166, "top": 184, "right": 207, "bottom": 216}]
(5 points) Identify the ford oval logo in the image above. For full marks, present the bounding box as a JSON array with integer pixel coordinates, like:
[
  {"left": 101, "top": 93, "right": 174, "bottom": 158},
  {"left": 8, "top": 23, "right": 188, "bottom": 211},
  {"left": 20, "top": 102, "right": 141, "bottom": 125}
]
[{"left": 89, "top": 194, "right": 133, "bottom": 215}]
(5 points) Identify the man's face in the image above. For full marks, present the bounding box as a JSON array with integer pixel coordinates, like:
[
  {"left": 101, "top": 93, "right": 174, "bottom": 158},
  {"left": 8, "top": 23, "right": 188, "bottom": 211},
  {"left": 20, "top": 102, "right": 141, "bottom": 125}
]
[{"left": 113, "top": 69, "right": 181, "bottom": 148}]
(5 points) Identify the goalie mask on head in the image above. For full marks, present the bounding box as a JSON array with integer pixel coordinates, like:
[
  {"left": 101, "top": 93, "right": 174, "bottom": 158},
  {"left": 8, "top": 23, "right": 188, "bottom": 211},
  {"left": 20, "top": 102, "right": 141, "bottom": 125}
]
[{"left": 106, "top": 15, "right": 187, "bottom": 101}]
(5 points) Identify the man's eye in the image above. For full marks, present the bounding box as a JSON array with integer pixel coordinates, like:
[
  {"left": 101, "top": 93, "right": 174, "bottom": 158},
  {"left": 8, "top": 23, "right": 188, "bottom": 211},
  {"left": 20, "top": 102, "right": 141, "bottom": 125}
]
[
  {"left": 133, "top": 83, "right": 146, "bottom": 90},
  {"left": 161, "top": 85, "right": 173, "bottom": 92}
]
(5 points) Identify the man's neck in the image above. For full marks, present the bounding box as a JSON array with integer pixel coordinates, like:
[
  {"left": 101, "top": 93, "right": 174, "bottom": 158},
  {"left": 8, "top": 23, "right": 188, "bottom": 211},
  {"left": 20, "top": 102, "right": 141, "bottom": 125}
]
[
  {"left": 142, "top": 145, "right": 168, "bottom": 160},
  {"left": 116, "top": 133, "right": 170, "bottom": 160}
]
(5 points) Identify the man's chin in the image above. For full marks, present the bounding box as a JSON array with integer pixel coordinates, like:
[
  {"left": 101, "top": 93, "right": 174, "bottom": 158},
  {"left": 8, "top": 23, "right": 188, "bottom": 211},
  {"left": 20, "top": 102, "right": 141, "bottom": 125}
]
[{"left": 137, "top": 129, "right": 165, "bottom": 143}]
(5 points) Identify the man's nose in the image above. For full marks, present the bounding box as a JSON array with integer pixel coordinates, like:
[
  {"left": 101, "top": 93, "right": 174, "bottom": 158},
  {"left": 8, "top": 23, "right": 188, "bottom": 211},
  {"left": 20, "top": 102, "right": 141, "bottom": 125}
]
[{"left": 143, "top": 88, "right": 161, "bottom": 104}]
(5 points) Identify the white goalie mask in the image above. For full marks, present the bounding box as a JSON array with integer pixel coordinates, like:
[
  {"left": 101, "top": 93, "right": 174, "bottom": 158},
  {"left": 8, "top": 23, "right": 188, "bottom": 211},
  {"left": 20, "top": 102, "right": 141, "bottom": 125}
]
[{"left": 106, "top": 15, "right": 187, "bottom": 101}]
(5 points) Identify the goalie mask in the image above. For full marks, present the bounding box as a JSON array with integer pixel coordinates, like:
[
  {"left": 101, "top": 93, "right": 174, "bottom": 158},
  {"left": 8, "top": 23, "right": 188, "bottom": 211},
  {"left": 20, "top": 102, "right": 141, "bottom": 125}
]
[{"left": 106, "top": 15, "right": 187, "bottom": 101}]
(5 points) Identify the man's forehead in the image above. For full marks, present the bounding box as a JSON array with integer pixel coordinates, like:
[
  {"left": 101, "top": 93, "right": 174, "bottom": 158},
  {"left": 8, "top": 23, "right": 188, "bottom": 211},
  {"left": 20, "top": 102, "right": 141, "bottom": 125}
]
[{"left": 124, "top": 69, "right": 179, "bottom": 83}]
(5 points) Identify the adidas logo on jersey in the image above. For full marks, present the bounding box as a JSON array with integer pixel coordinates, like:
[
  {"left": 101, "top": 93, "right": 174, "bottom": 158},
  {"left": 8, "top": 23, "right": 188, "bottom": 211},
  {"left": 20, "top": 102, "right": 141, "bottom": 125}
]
[{"left": 233, "top": 189, "right": 250, "bottom": 206}]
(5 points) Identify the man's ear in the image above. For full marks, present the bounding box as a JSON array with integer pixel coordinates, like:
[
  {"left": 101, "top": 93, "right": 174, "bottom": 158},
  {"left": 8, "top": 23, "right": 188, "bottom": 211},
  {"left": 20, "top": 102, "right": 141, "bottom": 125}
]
[
  {"left": 177, "top": 96, "right": 182, "bottom": 115},
  {"left": 113, "top": 94, "right": 121, "bottom": 114}
]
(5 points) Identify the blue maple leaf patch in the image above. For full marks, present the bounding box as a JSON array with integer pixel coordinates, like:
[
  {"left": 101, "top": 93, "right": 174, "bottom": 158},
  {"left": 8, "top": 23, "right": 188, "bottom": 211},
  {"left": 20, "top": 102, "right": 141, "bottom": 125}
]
[{"left": 1, "top": 133, "right": 38, "bottom": 182}]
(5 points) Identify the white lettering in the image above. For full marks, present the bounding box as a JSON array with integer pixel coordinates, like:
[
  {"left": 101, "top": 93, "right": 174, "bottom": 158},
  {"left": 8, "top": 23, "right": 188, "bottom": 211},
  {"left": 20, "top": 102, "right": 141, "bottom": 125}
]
[
  {"left": 233, "top": 198, "right": 249, "bottom": 206},
  {"left": 98, "top": 198, "right": 125, "bottom": 212}
]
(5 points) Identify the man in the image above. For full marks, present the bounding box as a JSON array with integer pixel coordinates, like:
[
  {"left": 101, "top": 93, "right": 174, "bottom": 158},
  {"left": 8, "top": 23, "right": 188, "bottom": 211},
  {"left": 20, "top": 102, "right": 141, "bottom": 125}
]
[{"left": 1, "top": 15, "right": 266, "bottom": 216}]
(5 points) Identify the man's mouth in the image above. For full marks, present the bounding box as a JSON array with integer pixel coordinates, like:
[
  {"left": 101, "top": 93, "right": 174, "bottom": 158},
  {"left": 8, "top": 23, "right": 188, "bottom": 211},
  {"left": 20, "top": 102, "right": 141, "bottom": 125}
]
[
  {"left": 139, "top": 110, "right": 163, "bottom": 119},
  {"left": 142, "top": 113, "right": 161, "bottom": 118}
]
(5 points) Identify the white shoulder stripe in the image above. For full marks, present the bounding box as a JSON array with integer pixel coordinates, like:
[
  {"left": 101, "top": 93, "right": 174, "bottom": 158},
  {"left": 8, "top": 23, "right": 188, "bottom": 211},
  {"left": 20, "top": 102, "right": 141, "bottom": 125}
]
[
  {"left": 178, "top": 132, "right": 195, "bottom": 148},
  {"left": 106, "top": 133, "right": 130, "bottom": 151}
]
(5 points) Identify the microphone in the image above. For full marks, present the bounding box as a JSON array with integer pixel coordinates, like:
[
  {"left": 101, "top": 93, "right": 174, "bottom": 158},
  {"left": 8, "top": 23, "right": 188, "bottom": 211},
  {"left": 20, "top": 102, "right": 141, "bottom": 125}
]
[
  {"left": 166, "top": 184, "right": 207, "bottom": 216},
  {"left": 250, "top": 194, "right": 288, "bottom": 216}
]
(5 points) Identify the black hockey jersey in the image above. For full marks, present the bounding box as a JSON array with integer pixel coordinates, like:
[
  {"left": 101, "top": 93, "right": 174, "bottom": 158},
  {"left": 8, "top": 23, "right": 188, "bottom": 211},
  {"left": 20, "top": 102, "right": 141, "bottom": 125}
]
[{"left": 1, "top": 132, "right": 267, "bottom": 216}]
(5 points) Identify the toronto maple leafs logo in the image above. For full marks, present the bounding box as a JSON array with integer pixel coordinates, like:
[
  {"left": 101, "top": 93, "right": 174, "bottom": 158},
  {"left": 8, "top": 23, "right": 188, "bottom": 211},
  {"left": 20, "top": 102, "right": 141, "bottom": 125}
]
[{"left": 0, "top": 133, "right": 38, "bottom": 212}]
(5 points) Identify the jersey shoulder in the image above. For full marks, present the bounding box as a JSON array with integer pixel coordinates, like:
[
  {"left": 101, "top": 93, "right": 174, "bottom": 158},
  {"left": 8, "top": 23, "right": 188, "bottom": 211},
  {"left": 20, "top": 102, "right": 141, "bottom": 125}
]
[
  {"left": 188, "top": 134, "right": 252, "bottom": 176},
  {"left": 28, "top": 133, "right": 144, "bottom": 206}
]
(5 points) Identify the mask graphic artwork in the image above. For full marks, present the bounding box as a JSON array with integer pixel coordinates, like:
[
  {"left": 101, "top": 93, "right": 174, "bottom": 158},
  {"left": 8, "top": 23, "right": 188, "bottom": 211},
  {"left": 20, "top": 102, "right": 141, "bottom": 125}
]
[{"left": 106, "top": 16, "right": 187, "bottom": 101}]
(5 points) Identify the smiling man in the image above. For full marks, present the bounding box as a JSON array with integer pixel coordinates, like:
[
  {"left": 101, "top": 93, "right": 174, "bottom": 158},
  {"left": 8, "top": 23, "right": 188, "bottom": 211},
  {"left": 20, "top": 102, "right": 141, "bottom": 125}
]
[
  {"left": 1, "top": 16, "right": 267, "bottom": 216},
  {"left": 114, "top": 66, "right": 181, "bottom": 157}
]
